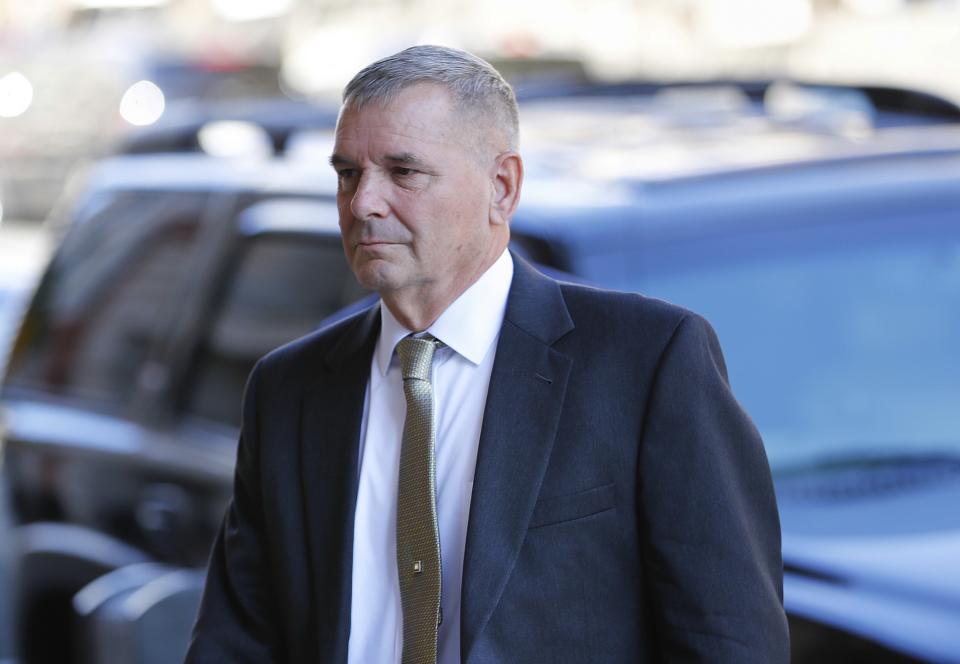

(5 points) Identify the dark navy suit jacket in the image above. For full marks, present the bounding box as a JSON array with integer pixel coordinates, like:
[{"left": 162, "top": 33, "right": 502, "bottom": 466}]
[{"left": 186, "top": 255, "right": 790, "bottom": 663}]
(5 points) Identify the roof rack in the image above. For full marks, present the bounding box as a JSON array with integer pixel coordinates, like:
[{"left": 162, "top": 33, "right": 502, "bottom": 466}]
[{"left": 518, "top": 79, "right": 960, "bottom": 123}]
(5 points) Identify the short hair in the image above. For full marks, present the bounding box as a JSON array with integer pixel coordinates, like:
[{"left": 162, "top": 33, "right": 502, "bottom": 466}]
[{"left": 343, "top": 45, "right": 519, "bottom": 152}]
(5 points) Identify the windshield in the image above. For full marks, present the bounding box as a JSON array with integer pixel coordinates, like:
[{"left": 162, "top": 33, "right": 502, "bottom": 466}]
[{"left": 583, "top": 211, "right": 960, "bottom": 471}]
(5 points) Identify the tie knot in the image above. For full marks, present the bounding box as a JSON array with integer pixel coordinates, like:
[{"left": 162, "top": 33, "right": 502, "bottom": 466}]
[{"left": 396, "top": 336, "right": 439, "bottom": 381}]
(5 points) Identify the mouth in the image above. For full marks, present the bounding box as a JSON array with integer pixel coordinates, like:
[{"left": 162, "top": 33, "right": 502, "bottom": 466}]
[
  {"left": 354, "top": 239, "right": 401, "bottom": 257},
  {"left": 356, "top": 238, "right": 401, "bottom": 249},
  {"left": 357, "top": 240, "right": 394, "bottom": 252}
]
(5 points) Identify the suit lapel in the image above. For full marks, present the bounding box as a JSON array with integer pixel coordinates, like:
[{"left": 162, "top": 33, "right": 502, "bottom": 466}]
[
  {"left": 461, "top": 257, "right": 575, "bottom": 662},
  {"left": 299, "top": 306, "right": 379, "bottom": 664}
]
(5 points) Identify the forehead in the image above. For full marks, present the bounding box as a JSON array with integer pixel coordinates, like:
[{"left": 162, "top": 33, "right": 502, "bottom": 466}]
[{"left": 334, "top": 83, "right": 462, "bottom": 155}]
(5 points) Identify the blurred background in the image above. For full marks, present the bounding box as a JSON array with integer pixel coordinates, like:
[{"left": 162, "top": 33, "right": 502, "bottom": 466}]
[{"left": 2, "top": 1, "right": 960, "bottom": 663}]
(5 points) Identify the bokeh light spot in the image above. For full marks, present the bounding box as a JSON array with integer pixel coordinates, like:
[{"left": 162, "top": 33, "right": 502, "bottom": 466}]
[
  {"left": 0, "top": 72, "right": 34, "bottom": 118},
  {"left": 119, "top": 80, "right": 165, "bottom": 126}
]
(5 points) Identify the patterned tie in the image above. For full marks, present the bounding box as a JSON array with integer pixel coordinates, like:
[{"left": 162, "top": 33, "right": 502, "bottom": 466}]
[{"left": 395, "top": 336, "right": 443, "bottom": 664}]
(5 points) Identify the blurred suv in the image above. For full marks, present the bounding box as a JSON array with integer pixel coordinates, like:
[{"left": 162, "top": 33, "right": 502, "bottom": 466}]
[
  {"left": 3, "top": 80, "right": 960, "bottom": 663},
  {"left": 0, "top": 156, "right": 358, "bottom": 664},
  {"left": 0, "top": 152, "right": 557, "bottom": 664}
]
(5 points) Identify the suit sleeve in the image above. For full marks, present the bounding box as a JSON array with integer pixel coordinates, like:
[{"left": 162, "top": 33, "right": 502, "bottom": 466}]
[
  {"left": 638, "top": 313, "right": 790, "bottom": 663},
  {"left": 185, "top": 361, "right": 281, "bottom": 663}
]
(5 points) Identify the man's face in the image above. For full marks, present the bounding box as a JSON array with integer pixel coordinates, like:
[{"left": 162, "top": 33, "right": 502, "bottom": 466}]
[{"left": 331, "top": 83, "right": 496, "bottom": 297}]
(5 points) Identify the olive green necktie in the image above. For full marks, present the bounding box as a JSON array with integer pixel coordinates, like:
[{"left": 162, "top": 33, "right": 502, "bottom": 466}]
[{"left": 396, "top": 336, "right": 443, "bottom": 664}]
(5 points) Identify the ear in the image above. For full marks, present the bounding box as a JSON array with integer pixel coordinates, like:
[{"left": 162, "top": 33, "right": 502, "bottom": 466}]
[{"left": 489, "top": 151, "right": 523, "bottom": 227}]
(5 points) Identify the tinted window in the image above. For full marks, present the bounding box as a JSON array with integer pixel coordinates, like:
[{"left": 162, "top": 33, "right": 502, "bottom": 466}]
[
  {"left": 4, "top": 191, "right": 207, "bottom": 410},
  {"left": 581, "top": 211, "right": 960, "bottom": 470},
  {"left": 184, "top": 234, "right": 368, "bottom": 427}
]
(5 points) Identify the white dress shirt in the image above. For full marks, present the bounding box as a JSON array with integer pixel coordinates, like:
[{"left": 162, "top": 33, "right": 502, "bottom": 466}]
[{"left": 347, "top": 250, "right": 514, "bottom": 664}]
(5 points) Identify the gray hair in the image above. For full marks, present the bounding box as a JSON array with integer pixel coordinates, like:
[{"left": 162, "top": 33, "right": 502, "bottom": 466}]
[{"left": 343, "top": 45, "right": 519, "bottom": 152}]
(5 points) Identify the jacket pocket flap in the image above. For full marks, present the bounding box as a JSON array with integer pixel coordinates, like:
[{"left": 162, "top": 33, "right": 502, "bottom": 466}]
[{"left": 529, "top": 482, "right": 616, "bottom": 529}]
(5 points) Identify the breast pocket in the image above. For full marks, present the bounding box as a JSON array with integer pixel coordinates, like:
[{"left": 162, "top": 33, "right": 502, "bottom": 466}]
[{"left": 528, "top": 482, "right": 617, "bottom": 529}]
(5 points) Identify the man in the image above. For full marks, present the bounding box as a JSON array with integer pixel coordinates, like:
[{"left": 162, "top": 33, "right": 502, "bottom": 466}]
[{"left": 187, "top": 45, "right": 789, "bottom": 663}]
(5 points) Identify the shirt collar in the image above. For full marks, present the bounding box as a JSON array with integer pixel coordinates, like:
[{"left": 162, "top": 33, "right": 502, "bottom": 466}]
[{"left": 375, "top": 249, "right": 514, "bottom": 376}]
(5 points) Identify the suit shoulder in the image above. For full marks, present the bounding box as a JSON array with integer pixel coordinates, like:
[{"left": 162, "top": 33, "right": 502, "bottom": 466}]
[
  {"left": 557, "top": 280, "right": 703, "bottom": 339},
  {"left": 254, "top": 302, "right": 377, "bottom": 383},
  {"left": 553, "top": 279, "right": 729, "bottom": 390}
]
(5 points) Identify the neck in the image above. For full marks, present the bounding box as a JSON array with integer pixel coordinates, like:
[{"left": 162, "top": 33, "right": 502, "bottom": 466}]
[{"left": 382, "top": 245, "right": 505, "bottom": 332}]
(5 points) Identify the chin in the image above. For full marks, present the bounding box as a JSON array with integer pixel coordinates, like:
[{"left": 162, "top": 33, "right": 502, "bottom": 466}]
[{"left": 353, "top": 260, "right": 401, "bottom": 292}]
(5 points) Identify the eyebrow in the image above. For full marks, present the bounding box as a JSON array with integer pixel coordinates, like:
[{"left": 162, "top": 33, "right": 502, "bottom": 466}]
[
  {"left": 384, "top": 152, "right": 429, "bottom": 168},
  {"left": 329, "top": 154, "right": 352, "bottom": 168},
  {"left": 328, "top": 152, "right": 432, "bottom": 170}
]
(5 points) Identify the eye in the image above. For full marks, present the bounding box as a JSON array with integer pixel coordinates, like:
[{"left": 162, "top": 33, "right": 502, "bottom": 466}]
[
  {"left": 392, "top": 167, "right": 415, "bottom": 177},
  {"left": 336, "top": 169, "right": 359, "bottom": 191}
]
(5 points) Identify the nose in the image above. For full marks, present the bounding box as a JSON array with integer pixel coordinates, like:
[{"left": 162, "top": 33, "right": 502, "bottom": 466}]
[{"left": 349, "top": 171, "right": 389, "bottom": 220}]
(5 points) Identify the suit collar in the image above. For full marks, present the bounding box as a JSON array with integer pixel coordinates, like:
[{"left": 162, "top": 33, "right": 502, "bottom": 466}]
[
  {"left": 502, "top": 253, "right": 575, "bottom": 345},
  {"left": 461, "top": 254, "right": 574, "bottom": 662},
  {"left": 319, "top": 303, "right": 380, "bottom": 370},
  {"left": 302, "top": 304, "right": 379, "bottom": 662}
]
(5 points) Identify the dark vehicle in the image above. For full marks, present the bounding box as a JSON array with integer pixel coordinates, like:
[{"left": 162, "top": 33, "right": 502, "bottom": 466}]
[
  {"left": 112, "top": 59, "right": 600, "bottom": 161},
  {"left": 109, "top": 64, "right": 598, "bottom": 161},
  {"left": 0, "top": 156, "right": 356, "bottom": 664},
  {"left": 116, "top": 97, "right": 339, "bottom": 158},
  {"left": 0, "top": 153, "right": 554, "bottom": 664},
  {"left": 0, "top": 283, "right": 29, "bottom": 377},
  {"left": 3, "top": 80, "right": 960, "bottom": 663}
]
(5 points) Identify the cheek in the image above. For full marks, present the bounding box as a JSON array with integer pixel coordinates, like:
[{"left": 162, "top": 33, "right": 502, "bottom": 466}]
[
  {"left": 338, "top": 225, "right": 357, "bottom": 265},
  {"left": 338, "top": 202, "right": 354, "bottom": 237},
  {"left": 337, "top": 195, "right": 352, "bottom": 223}
]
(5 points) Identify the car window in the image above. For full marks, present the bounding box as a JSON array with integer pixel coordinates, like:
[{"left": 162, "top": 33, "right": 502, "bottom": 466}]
[
  {"left": 4, "top": 191, "right": 208, "bottom": 411},
  {"left": 184, "top": 233, "right": 368, "bottom": 428},
  {"left": 581, "top": 211, "right": 960, "bottom": 471}
]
